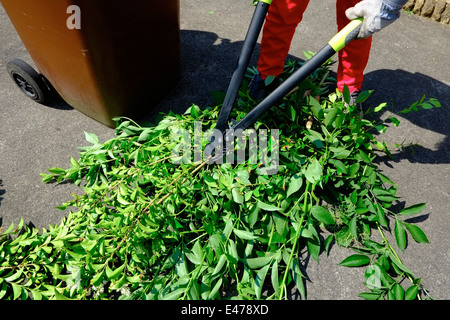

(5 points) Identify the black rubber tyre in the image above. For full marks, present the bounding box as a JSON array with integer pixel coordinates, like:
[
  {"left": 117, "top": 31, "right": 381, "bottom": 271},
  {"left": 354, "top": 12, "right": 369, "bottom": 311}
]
[{"left": 6, "top": 59, "right": 48, "bottom": 104}]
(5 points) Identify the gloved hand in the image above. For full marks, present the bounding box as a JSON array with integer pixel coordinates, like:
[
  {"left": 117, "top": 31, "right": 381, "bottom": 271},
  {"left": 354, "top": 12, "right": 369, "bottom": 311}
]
[{"left": 346, "top": 0, "right": 407, "bottom": 39}]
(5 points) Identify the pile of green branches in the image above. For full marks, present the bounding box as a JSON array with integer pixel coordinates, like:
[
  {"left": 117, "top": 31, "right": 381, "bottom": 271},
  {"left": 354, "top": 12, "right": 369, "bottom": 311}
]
[{"left": 0, "top": 58, "right": 439, "bottom": 300}]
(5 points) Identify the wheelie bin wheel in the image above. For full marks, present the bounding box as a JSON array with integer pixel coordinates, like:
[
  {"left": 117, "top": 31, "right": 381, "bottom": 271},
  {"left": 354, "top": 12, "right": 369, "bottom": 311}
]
[{"left": 6, "top": 59, "right": 49, "bottom": 104}]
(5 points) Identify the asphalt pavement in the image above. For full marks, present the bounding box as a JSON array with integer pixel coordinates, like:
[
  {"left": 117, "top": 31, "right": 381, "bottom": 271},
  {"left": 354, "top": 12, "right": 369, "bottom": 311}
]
[{"left": 0, "top": 0, "right": 449, "bottom": 300}]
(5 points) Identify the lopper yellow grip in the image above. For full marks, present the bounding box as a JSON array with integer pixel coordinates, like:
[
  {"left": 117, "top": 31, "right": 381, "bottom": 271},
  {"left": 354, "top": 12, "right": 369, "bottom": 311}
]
[
  {"left": 258, "top": 0, "right": 273, "bottom": 4},
  {"left": 328, "top": 18, "right": 363, "bottom": 52}
]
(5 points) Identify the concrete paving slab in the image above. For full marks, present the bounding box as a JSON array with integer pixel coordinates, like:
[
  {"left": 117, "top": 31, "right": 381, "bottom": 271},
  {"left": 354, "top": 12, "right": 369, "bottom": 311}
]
[{"left": 0, "top": 0, "right": 449, "bottom": 299}]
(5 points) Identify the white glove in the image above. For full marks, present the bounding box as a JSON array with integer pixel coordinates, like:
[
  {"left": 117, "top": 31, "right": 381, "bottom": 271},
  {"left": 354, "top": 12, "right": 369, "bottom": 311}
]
[{"left": 346, "top": 0, "right": 405, "bottom": 39}]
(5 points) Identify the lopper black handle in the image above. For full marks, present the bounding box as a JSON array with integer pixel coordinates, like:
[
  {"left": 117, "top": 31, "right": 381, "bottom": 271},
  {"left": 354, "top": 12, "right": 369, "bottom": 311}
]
[
  {"left": 227, "top": 18, "right": 363, "bottom": 133},
  {"left": 214, "top": 0, "right": 272, "bottom": 134}
]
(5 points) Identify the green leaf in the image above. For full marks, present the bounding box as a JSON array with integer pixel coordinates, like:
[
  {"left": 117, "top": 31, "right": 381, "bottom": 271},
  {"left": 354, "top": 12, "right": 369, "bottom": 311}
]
[
  {"left": 70, "top": 157, "right": 80, "bottom": 168},
  {"left": 374, "top": 102, "right": 387, "bottom": 113},
  {"left": 329, "top": 159, "right": 347, "bottom": 174},
  {"left": 348, "top": 163, "right": 360, "bottom": 177},
  {"left": 255, "top": 264, "right": 270, "bottom": 299},
  {"left": 163, "top": 289, "right": 184, "bottom": 300},
  {"left": 90, "top": 270, "right": 105, "bottom": 287},
  {"left": 41, "top": 173, "right": 55, "bottom": 183},
  {"left": 339, "top": 254, "right": 371, "bottom": 267},
  {"left": 324, "top": 234, "right": 334, "bottom": 256},
  {"left": 364, "top": 265, "right": 385, "bottom": 290},
  {"left": 271, "top": 260, "right": 280, "bottom": 295},
  {"left": 117, "top": 193, "right": 131, "bottom": 205},
  {"left": 192, "top": 240, "right": 204, "bottom": 263},
  {"left": 47, "top": 167, "right": 66, "bottom": 174},
  {"left": 291, "top": 260, "right": 306, "bottom": 300},
  {"left": 324, "top": 108, "right": 338, "bottom": 127},
  {"left": 289, "top": 105, "right": 297, "bottom": 121},
  {"left": 175, "top": 253, "right": 189, "bottom": 278},
  {"left": 308, "top": 96, "right": 323, "bottom": 119},
  {"left": 350, "top": 216, "right": 358, "bottom": 238},
  {"left": 189, "top": 281, "right": 200, "bottom": 300},
  {"left": 246, "top": 253, "right": 275, "bottom": 269},
  {"left": 0, "top": 283, "right": 8, "bottom": 300},
  {"left": 248, "top": 205, "right": 259, "bottom": 229},
  {"left": 424, "top": 98, "right": 440, "bottom": 109},
  {"left": 208, "top": 278, "right": 223, "bottom": 299},
  {"left": 375, "top": 194, "right": 398, "bottom": 203},
  {"left": 404, "top": 223, "right": 429, "bottom": 244},
  {"left": 336, "top": 227, "right": 353, "bottom": 247},
  {"left": 311, "top": 206, "right": 335, "bottom": 225},
  {"left": 429, "top": 98, "right": 441, "bottom": 108},
  {"left": 30, "top": 290, "right": 43, "bottom": 300},
  {"left": 5, "top": 269, "right": 23, "bottom": 282},
  {"left": 264, "top": 75, "right": 276, "bottom": 86},
  {"left": 273, "top": 214, "right": 288, "bottom": 238},
  {"left": 106, "top": 263, "right": 126, "bottom": 280},
  {"left": 299, "top": 227, "right": 314, "bottom": 240},
  {"left": 330, "top": 147, "right": 351, "bottom": 160},
  {"left": 110, "top": 274, "right": 128, "bottom": 291},
  {"left": 392, "top": 283, "right": 405, "bottom": 300},
  {"left": 286, "top": 173, "right": 303, "bottom": 198},
  {"left": 54, "top": 288, "right": 73, "bottom": 300},
  {"left": 357, "top": 150, "right": 371, "bottom": 164},
  {"left": 232, "top": 188, "right": 244, "bottom": 204},
  {"left": 420, "top": 102, "right": 434, "bottom": 110},
  {"left": 419, "top": 94, "right": 426, "bottom": 104},
  {"left": 342, "top": 84, "right": 350, "bottom": 104},
  {"left": 378, "top": 173, "right": 395, "bottom": 185},
  {"left": 227, "top": 240, "right": 239, "bottom": 265},
  {"left": 354, "top": 90, "right": 373, "bottom": 103},
  {"left": 405, "top": 285, "right": 419, "bottom": 300},
  {"left": 305, "top": 159, "right": 323, "bottom": 184},
  {"left": 303, "top": 50, "right": 315, "bottom": 59},
  {"left": 389, "top": 116, "right": 401, "bottom": 127},
  {"left": 212, "top": 255, "right": 227, "bottom": 277},
  {"left": 306, "top": 135, "right": 324, "bottom": 148},
  {"left": 306, "top": 238, "right": 321, "bottom": 262},
  {"left": 233, "top": 229, "right": 256, "bottom": 240},
  {"left": 138, "top": 128, "right": 153, "bottom": 142},
  {"left": 399, "top": 203, "right": 426, "bottom": 216},
  {"left": 368, "top": 201, "right": 389, "bottom": 229},
  {"left": 190, "top": 105, "right": 199, "bottom": 119},
  {"left": 185, "top": 241, "right": 204, "bottom": 265},
  {"left": 257, "top": 200, "right": 281, "bottom": 212},
  {"left": 204, "top": 175, "right": 218, "bottom": 188},
  {"left": 389, "top": 252, "right": 414, "bottom": 277},
  {"left": 12, "top": 283, "right": 23, "bottom": 300},
  {"left": 84, "top": 131, "right": 99, "bottom": 145},
  {"left": 162, "top": 247, "right": 182, "bottom": 271},
  {"left": 375, "top": 124, "right": 387, "bottom": 133},
  {"left": 394, "top": 219, "right": 407, "bottom": 252},
  {"left": 358, "top": 292, "right": 381, "bottom": 300}
]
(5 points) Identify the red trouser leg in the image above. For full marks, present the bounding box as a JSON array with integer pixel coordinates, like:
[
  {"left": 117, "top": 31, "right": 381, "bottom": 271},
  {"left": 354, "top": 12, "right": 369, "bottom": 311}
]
[
  {"left": 336, "top": 0, "right": 372, "bottom": 93},
  {"left": 258, "top": 0, "right": 372, "bottom": 93},
  {"left": 257, "top": 0, "right": 310, "bottom": 79}
]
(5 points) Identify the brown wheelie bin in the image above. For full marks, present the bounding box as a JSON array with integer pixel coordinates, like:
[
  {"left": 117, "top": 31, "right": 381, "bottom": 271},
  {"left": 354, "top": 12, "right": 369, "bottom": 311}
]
[{"left": 1, "top": 0, "right": 180, "bottom": 127}]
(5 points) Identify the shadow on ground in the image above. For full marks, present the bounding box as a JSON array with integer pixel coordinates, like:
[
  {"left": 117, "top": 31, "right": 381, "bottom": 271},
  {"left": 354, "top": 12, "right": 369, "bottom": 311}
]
[{"left": 363, "top": 69, "right": 450, "bottom": 165}]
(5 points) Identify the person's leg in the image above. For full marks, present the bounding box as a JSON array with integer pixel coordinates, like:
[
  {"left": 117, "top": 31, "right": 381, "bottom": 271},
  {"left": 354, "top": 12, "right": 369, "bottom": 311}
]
[
  {"left": 257, "top": 0, "right": 310, "bottom": 79},
  {"left": 336, "top": 0, "right": 372, "bottom": 93}
]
